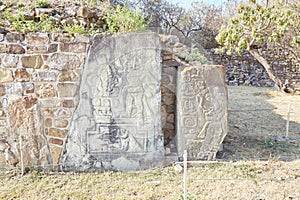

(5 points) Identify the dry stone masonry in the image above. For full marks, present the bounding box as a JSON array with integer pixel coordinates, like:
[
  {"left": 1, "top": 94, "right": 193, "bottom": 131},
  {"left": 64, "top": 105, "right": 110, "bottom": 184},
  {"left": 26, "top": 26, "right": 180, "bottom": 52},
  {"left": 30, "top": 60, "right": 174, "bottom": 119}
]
[
  {"left": 0, "top": 32, "right": 227, "bottom": 171},
  {"left": 0, "top": 32, "right": 89, "bottom": 166},
  {"left": 210, "top": 48, "right": 300, "bottom": 87}
]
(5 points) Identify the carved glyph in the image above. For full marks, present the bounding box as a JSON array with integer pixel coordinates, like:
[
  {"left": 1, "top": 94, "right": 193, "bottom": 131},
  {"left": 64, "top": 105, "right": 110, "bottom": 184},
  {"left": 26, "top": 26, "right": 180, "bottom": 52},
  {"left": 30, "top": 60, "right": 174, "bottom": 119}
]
[{"left": 177, "top": 65, "right": 227, "bottom": 160}]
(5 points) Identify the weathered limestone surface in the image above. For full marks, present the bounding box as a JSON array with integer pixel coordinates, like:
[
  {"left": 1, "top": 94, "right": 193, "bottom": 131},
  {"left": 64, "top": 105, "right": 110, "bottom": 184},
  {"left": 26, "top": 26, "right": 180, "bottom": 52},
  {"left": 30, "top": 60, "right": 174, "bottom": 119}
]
[
  {"left": 177, "top": 65, "right": 228, "bottom": 160},
  {"left": 62, "top": 33, "right": 164, "bottom": 171},
  {"left": 7, "top": 96, "right": 51, "bottom": 166}
]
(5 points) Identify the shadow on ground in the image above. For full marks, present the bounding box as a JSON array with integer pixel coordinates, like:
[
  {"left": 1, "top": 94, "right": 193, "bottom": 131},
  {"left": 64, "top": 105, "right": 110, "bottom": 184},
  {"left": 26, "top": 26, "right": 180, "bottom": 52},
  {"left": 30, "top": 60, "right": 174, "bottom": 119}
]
[{"left": 217, "top": 86, "right": 300, "bottom": 161}]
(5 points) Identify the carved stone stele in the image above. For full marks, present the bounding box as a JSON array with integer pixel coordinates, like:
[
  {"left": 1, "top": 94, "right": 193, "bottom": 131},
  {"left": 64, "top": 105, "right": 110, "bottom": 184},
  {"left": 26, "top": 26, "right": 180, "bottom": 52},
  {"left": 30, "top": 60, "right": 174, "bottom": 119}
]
[
  {"left": 62, "top": 33, "right": 164, "bottom": 171},
  {"left": 177, "top": 65, "right": 228, "bottom": 160}
]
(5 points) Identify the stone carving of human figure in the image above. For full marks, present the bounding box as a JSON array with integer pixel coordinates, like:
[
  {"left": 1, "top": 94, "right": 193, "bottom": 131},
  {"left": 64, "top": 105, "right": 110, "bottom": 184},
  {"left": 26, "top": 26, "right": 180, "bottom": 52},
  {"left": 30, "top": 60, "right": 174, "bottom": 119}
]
[
  {"left": 124, "top": 64, "right": 156, "bottom": 121},
  {"left": 109, "top": 128, "right": 130, "bottom": 151},
  {"left": 198, "top": 86, "right": 226, "bottom": 160},
  {"left": 197, "top": 80, "right": 214, "bottom": 139},
  {"left": 96, "top": 65, "right": 112, "bottom": 97},
  {"left": 119, "top": 129, "right": 130, "bottom": 151}
]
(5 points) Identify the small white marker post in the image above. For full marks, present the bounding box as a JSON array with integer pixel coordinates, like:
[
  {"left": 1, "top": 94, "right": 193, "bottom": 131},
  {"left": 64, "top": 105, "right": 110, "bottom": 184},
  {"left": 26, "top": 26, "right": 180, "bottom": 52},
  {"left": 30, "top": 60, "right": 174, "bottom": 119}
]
[
  {"left": 183, "top": 150, "right": 187, "bottom": 200},
  {"left": 286, "top": 104, "right": 291, "bottom": 138},
  {"left": 19, "top": 135, "right": 24, "bottom": 176}
]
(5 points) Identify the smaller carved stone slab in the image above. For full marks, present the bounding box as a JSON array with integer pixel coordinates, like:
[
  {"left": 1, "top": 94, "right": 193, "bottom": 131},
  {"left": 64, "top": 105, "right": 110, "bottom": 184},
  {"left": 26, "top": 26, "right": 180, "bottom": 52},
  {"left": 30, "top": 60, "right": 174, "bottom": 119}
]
[{"left": 177, "top": 65, "right": 228, "bottom": 160}]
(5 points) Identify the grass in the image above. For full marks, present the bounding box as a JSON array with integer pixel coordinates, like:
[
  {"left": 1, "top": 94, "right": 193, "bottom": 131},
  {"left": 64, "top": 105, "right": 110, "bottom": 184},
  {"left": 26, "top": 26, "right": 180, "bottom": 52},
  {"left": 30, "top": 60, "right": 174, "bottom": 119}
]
[{"left": 1, "top": 160, "right": 300, "bottom": 199}]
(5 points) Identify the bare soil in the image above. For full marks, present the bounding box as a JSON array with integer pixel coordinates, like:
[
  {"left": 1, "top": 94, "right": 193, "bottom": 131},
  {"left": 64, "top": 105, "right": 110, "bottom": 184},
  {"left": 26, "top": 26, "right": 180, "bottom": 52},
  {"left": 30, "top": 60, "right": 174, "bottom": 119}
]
[
  {"left": 219, "top": 86, "right": 300, "bottom": 161},
  {"left": 1, "top": 86, "right": 300, "bottom": 199}
]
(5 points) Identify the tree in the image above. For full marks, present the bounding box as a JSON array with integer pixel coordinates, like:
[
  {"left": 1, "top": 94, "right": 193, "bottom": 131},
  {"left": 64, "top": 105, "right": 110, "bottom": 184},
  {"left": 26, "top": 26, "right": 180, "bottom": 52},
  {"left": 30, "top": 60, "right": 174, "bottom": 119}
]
[
  {"left": 216, "top": 0, "right": 300, "bottom": 90},
  {"left": 136, "top": 0, "right": 185, "bottom": 34},
  {"left": 187, "top": 1, "right": 224, "bottom": 48}
]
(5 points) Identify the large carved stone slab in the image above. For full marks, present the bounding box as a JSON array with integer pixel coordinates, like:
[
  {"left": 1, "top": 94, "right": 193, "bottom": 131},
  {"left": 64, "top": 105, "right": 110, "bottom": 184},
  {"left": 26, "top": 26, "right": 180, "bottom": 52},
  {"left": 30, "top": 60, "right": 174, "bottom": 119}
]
[
  {"left": 177, "top": 65, "right": 228, "bottom": 160},
  {"left": 62, "top": 33, "right": 163, "bottom": 171}
]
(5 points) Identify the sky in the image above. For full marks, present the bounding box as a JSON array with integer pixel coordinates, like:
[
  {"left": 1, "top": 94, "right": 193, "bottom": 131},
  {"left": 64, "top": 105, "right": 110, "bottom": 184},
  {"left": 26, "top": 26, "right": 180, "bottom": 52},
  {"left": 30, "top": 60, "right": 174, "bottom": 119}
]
[{"left": 168, "top": 0, "right": 228, "bottom": 9}]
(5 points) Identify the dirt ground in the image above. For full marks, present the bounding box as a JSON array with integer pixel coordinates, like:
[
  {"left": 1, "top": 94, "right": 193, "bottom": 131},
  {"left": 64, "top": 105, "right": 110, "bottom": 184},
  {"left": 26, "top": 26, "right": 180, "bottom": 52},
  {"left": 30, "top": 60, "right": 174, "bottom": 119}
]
[
  {"left": 219, "top": 86, "right": 300, "bottom": 161},
  {"left": 1, "top": 86, "right": 300, "bottom": 200}
]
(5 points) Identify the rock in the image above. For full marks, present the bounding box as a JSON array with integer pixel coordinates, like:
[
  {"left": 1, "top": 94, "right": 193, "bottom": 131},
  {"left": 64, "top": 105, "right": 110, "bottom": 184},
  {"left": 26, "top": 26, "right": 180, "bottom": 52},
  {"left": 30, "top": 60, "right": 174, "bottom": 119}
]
[
  {"left": 0, "top": 84, "right": 5, "bottom": 96},
  {"left": 0, "top": 28, "right": 8, "bottom": 34},
  {"left": 57, "top": 83, "right": 78, "bottom": 97},
  {"left": 161, "top": 74, "right": 171, "bottom": 85},
  {"left": 21, "top": 55, "right": 44, "bottom": 69},
  {"left": 27, "top": 33, "right": 50, "bottom": 45},
  {"left": 40, "top": 100, "right": 61, "bottom": 108},
  {"left": 45, "top": 118, "right": 52, "bottom": 127},
  {"left": 48, "top": 128, "right": 68, "bottom": 138},
  {"left": 111, "top": 157, "right": 139, "bottom": 171},
  {"left": 14, "top": 69, "right": 30, "bottom": 82},
  {"left": 35, "top": 8, "right": 54, "bottom": 16},
  {"left": 65, "top": 8, "right": 76, "bottom": 17},
  {"left": 174, "top": 164, "right": 183, "bottom": 173},
  {"left": 60, "top": 43, "right": 87, "bottom": 53},
  {"left": 36, "top": 84, "right": 56, "bottom": 98},
  {"left": 24, "top": 83, "right": 35, "bottom": 94},
  {"left": 62, "top": 100, "right": 75, "bottom": 108},
  {"left": 49, "top": 138, "right": 64, "bottom": 146},
  {"left": 166, "top": 114, "right": 174, "bottom": 123},
  {"left": 58, "top": 71, "right": 78, "bottom": 82},
  {"left": 54, "top": 119, "right": 69, "bottom": 128},
  {"left": 32, "top": 71, "right": 57, "bottom": 82},
  {"left": 5, "top": 148, "right": 19, "bottom": 167},
  {"left": 165, "top": 147, "right": 171, "bottom": 155},
  {"left": 0, "top": 5, "right": 6, "bottom": 11},
  {"left": 51, "top": 33, "right": 75, "bottom": 42},
  {"left": 5, "top": 83, "right": 23, "bottom": 95},
  {"left": 1, "top": 55, "right": 19, "bottom": 68},
  {"left": 27, "top": 45, "right": 47, "bottom": 54},
  {"left": 53, "top": 108, "right": 71, "bottom": 118},
  {"left": 49, "top": 145, "right": 63, "bottom": 164},
  {"left": 0, "top": 44, "right": 25, "bottom": 54},
  {"left": 75, "top": 34, "right": 91, "bottom": 43},
  {"left": 22, "top": 12, "right": 35, "bottom": 20},
  {"left": 77, "top": 7, "right": 94, "bottom": 19},
  {"left": 48, "top": 53, "right": 82, "bottom": 70},
  {"left": 0, "top": 68, "right": 13, "bottom": 83},
  {"left": 61, "top": 18, "right": 77, "bottom": 26},
  {"left": 6, "top": 33, "right": 25, "bottom": 43},
  {"left": 163, "top": 67, "right": 177, "bottom": 77},
  {"left": 162, "top": 95, "right": 175, "bottom": 106}
]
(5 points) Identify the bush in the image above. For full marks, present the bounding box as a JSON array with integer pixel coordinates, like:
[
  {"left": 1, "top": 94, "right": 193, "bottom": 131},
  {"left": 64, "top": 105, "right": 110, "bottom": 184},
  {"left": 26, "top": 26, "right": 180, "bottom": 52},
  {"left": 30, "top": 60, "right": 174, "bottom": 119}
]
[
  {"left": 185, "top": 47, "right": 212, "bottom": 64},
  {"left": 104, "top": 4, "right": 149, "bottom": 33}
]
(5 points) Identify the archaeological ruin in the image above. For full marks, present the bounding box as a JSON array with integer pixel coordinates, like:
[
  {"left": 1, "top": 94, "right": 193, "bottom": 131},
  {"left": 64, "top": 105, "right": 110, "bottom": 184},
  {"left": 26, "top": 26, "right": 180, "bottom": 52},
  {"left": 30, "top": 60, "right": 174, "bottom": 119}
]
[{"left": 0, "top": 32, "right": 228, "bottom": 171}]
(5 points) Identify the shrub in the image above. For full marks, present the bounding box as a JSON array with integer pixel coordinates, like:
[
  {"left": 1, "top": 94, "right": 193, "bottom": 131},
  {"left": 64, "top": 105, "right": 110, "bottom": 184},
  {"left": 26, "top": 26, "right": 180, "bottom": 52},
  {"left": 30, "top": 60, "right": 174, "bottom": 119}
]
[
  {"left": 104, "top": 4, "right": 149, "bottom": 33},
  {"left": 185, "top": 47, "right": 212, "bottom": 64}
]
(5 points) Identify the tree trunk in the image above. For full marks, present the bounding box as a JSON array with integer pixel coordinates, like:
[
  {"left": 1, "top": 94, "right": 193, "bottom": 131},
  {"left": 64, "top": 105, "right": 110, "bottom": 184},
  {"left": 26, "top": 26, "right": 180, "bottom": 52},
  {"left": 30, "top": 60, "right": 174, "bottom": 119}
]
[{"left": 248, "top": 49, "right": 283, "bottom": 90}]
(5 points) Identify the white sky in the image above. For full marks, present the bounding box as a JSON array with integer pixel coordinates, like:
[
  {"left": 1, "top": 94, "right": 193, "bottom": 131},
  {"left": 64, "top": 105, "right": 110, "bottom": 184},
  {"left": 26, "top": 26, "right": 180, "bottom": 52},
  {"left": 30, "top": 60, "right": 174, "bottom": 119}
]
[{"left": 168, "top": 0, "right": 228, "bottom": 9}]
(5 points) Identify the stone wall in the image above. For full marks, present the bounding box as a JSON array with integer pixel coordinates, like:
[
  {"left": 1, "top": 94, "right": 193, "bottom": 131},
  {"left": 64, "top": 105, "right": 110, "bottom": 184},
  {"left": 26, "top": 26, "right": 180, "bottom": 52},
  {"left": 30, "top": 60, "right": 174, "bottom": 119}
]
[
  {"left": 0, "top": 32, "right": 90, "bottom": 166},
  {"left": 0, "top": 32, "right": 228, "bottom": 170},
  {"left": 210, "top": 49, "right": 300, "bottom": 87}
]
